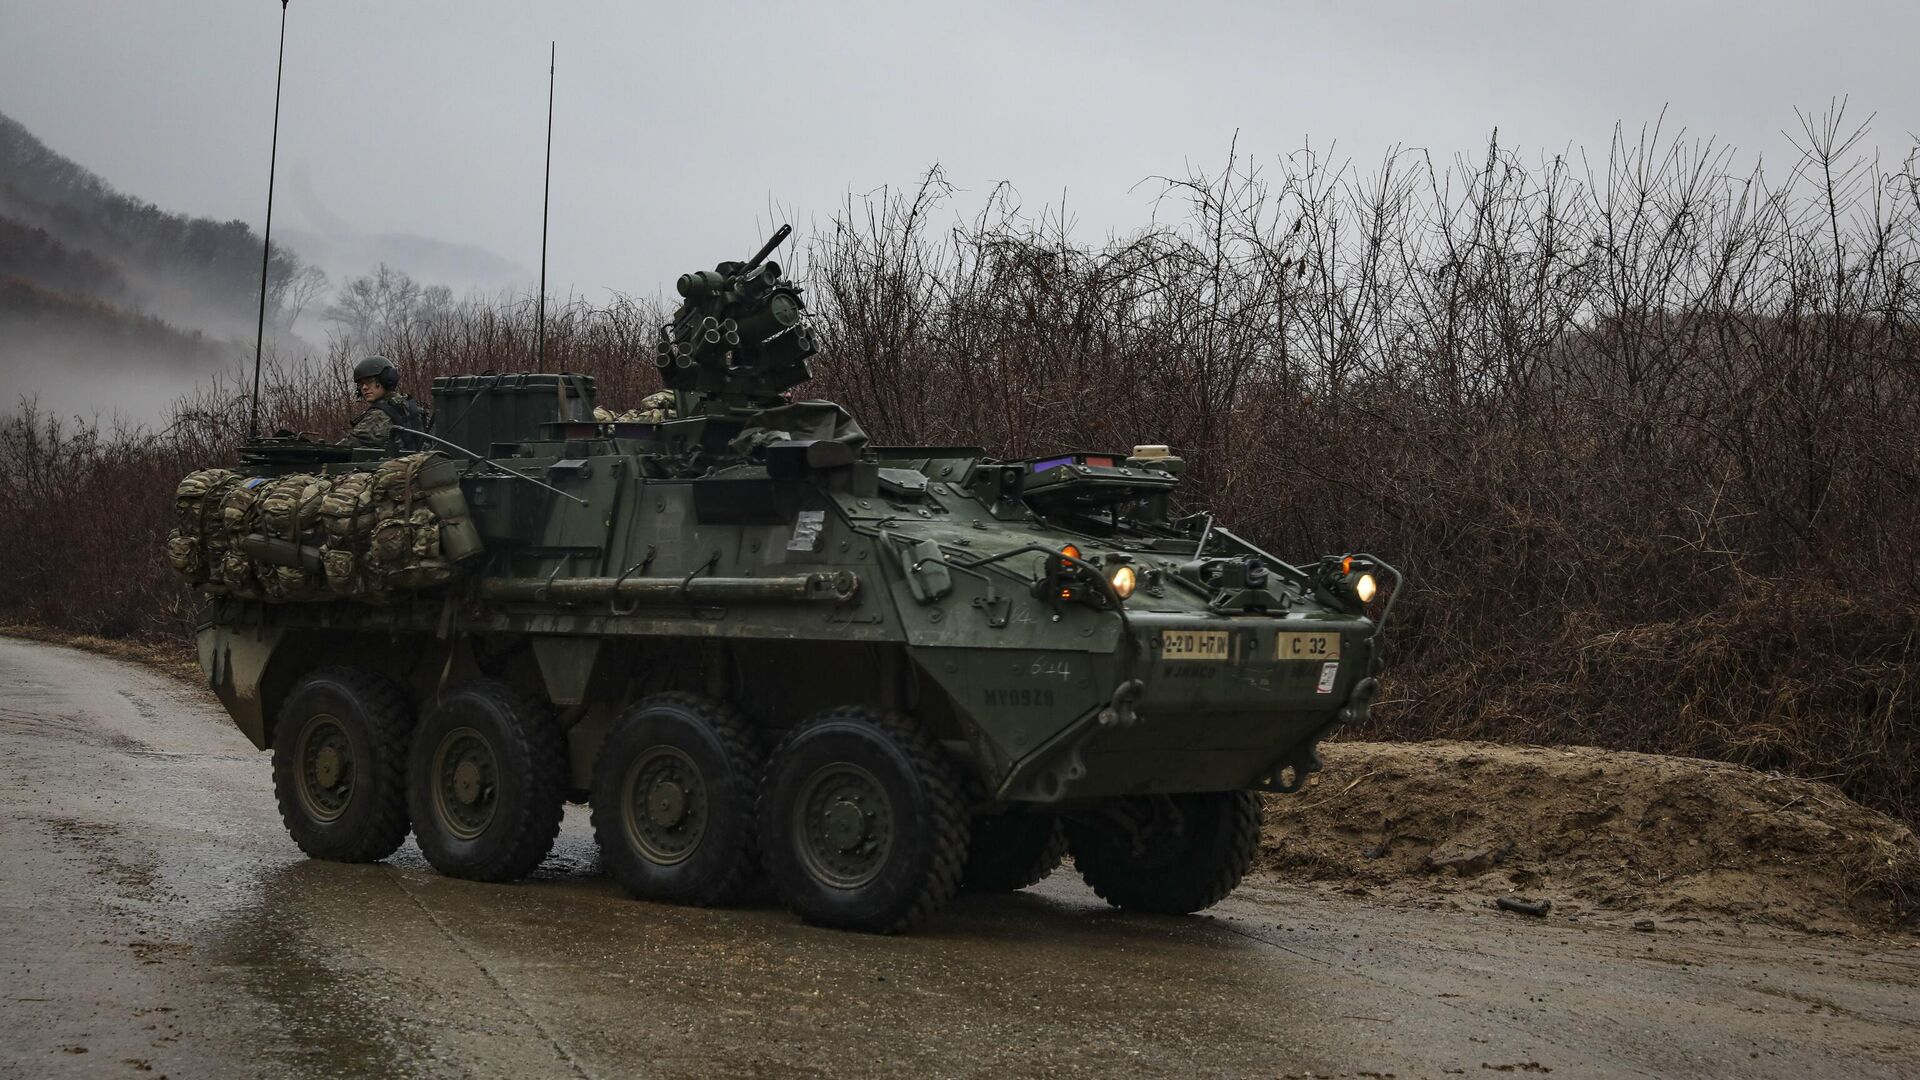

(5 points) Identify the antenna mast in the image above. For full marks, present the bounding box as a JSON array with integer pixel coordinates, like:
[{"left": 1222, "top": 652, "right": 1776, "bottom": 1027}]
[
  {"left": 537, "top": 41, "right": 554, "bottom": 368},
  {"left": 249, "top": 0, "right": 290, "bottom": 439}
]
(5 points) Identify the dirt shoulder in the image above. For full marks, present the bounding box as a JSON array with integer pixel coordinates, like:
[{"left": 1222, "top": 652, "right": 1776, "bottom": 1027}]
[
  {"left": 1265, "top": 740, "right": 1920, "bottom": 937},
  {"left": 8, "top": 626, "right": 1915, "bottom": 939},
  {"left": 0, "top": 623, "right": 201, "bottom": 682}
]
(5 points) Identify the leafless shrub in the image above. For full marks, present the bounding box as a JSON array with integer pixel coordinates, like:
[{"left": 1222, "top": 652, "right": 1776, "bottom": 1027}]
[{"left": 4, "top": 109, "right": 1915, "bottom": 822}]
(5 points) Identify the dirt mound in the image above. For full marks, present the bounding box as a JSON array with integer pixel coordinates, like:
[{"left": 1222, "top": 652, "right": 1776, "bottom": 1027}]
[{"left": 1261, "top": 741, "right": 1920, "bottom": 935}]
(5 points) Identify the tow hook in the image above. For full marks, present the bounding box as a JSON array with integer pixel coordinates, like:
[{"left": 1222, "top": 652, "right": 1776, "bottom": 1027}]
[
  {"left": 1341, "top": 676, "right": 1381, "bottom": 725},
  {"left": 1096, "top": 678, "right": 1146, "bottom": 728}
]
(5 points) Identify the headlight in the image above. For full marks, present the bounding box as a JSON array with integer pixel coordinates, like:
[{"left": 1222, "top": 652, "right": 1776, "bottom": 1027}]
[
  {"left": 1109, "top": 564, "right": 1137, "bottom": 599},
  {"left": 1355, "top": 573, "right": 1377, "bottom": 603}
]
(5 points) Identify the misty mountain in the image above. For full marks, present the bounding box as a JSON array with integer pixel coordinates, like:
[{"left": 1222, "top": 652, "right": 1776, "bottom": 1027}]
[
  {"left": 0, "top": 109, "right": 311, "bottom": 420},
  {"left": 279, "top": 228, "right": 530, "bottom": 299},
  {"left": 0, "top": 109, "right": 301, "bottom": 341}
]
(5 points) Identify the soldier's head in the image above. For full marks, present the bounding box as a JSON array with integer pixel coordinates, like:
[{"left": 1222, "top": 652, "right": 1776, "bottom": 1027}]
[{"left": 353, "top": 355, "right": 399, "bottom": 402}]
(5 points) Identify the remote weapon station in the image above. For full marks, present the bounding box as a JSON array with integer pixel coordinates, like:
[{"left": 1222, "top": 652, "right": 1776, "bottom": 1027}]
[{"left": 176, "top": 228, "right": 1400, "bottom": 932}]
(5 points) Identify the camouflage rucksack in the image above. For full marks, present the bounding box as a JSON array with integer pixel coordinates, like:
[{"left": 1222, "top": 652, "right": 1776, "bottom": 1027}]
[{"left": 165, "top": 468, "right": 239, "bottom": 584}]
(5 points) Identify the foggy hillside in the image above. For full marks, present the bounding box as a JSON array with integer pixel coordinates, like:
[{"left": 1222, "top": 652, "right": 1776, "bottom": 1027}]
[
  {"left": 277, "top": 164, "right": 530, "bottom": 302},
  {"left": 0, "top": 109, "right": 315, "bottom": 422},
  {"left": 0, "top": 110, "right": 545, "bottom": 424}
]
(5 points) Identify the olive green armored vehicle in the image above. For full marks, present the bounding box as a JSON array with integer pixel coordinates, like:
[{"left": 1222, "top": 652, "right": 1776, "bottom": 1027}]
[{"left": 179, "top": 227, "right": 1399, "bottom": 933}]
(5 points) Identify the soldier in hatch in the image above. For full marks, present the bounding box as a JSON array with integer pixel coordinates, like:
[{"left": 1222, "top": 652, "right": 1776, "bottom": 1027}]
[{"left": 348, "top": 355, "right": 428, "bottom": 453}]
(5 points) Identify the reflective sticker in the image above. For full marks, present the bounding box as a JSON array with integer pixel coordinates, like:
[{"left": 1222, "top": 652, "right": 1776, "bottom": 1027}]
[
  {"left": 1316, "top": 662, "right": 1339, "bottom": 694},
  {"left": 787, "top": 509, "right": 826, "bottom": 552},
  {"left": 1162, "top": 629, "right": 1232, "bottom": 661},
  {"left": 1275, "top": 631, "right": 1341, "bottom": 661}
]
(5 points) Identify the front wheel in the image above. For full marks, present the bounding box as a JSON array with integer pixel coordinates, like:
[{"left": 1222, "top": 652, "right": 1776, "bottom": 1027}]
[
  {"left": 1065, "top": 791, "right": 1262, "bottom": 914},
  {"left": 758, "top": 707, "right": 969, "bottom": 934},
  {"left": 270, "top": 667, "right": 415, "bottom": 862},
  {"left": 407, "top": 680, "right": 566, "bottom": 882},
  {"left": 961, "top": 810, "right": 1066, "bottom": 893}
]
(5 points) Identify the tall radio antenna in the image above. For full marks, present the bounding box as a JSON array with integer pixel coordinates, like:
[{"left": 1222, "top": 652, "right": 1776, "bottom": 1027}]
[
  {"left": 536, "top": 41, "right": 555, "bottom": 368},
  {"left": 248, "top": 0, "right": 291, "bottom": 439}
]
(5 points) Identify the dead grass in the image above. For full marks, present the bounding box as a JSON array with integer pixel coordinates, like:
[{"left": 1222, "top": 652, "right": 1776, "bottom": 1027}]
[
  {"left": 4, "top": 111, "right": 1918, "bottom": 832},
  {"left": 1266, "top": 741, "right": 1920, "bottom": 936},
  {"left": 0, "top": 622, "right": 200, "bottom": 683}
]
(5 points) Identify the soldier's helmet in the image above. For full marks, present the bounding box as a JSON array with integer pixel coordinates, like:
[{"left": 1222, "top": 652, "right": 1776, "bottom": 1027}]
[{"left": 353, "top": 355, "right": 400, "bottom": 390}]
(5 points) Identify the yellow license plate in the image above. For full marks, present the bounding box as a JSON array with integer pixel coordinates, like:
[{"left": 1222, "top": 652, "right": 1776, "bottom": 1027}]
[
  {"left": 1161, "top": 630, "right": 1233, "bottom": 661},
  {"left": 1274, "top": 631, "right": 1341, "bottom": 661}
]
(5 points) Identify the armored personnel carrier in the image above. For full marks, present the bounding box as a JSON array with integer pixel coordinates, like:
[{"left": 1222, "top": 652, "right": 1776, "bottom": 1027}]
[{"left": 178, "top": 227, "right": 1399, "bottom": 933}]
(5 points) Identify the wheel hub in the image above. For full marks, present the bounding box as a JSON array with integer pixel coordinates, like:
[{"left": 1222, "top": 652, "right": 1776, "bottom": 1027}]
[
  {"left": 623, "top": 746, "right": 708, "bottom": 865},
  {"left": 431, "top": 727, "right": 499, "bottom": 840},
  {"left": 823, "top": 799, "right": 868, "bottom": 850},
  {"left": 294, "top": 714, "right": 354, "bottom": 824},
  {"left": 647, "top": 780, "right": 688, "bottom": 827},
  {"left": 312, "top": 744, "right": 343, "bottom": 789},
  {"left": 793, "top": 762, "right": 894, "bottom": 889},
  {"left": 452, "top": 759, "right": 483, "bottom": 805}
]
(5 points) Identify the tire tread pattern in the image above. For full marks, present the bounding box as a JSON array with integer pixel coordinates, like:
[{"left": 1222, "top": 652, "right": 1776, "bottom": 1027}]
[
  {"left": 1070, "top": 791, "right": 1262, "bottom": 914},
  {"left": 962, "top": 814, "right": 1067, "bottom": 893},
  {"left": 761, "top": 706, "right": 969, "bottom": 934},
  {"left": 271, "top": 666, "right": 414, "bottom": 863},
  {"left": 589, "top": 691, "right": 764, "bottom": 906},
  {"left": 415, "top": 679, "right": 567, "bottom": 883}
]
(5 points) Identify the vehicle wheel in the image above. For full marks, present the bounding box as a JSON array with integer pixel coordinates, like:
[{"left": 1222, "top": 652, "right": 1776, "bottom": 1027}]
[
  {"left": 407, "top": 680, "right": 566, "bottom": 882},
  {"left": 271, "top": 667, "right": 415, "bottom": 862},
  {"left": 1065, "top": 791, "right": 1262, "bottom": 914},
  {"left": 590, "top": 692, "right": 763, "bottom": 906},
  {"left": 961, "top": 810, "right": 1066, "bottom": 893},
  {"left": 758, "top": 707, "right": 969, "bottom": 934}
]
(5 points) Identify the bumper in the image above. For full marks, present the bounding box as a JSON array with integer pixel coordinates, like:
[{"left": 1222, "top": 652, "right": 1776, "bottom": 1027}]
[{"left": 945, "top": 611, "right": 1383, "bottom": 803}]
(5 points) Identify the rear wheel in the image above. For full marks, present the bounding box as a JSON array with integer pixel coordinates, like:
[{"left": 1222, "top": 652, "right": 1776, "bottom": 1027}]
[
  {"left": 1065, "top": 791, "right": 1261, "bottom": 914},
  {"left": 590, "top": 693, "right": 763, "bottom": 906},
  {"left": 271, "top": 667, "right": 415, "bottom": 862},
  {"left": 407, "top": 680, "right": 566, "bottom": 882},
  {"left": 961, "top": 810, "right": 1066, "bottom": 893},
  {"left": 758, "top": 707, "right": 969, "bottom": 933}
]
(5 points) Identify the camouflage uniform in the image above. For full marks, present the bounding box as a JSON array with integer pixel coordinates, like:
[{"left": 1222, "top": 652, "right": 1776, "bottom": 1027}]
[
  {"left": 350, "top": 394, "right": 428, "bottom": 453},
  {"left": 349, "top": 355, "right": 428, "bottom": 454},
  {"left": 592, "top": 390, "right": 679, "bottom": 426}
]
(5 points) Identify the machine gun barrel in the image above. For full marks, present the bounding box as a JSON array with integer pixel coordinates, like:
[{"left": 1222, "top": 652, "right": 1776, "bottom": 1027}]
[{"left": 739, "top": 224, "right": 791, "bottom": 276}]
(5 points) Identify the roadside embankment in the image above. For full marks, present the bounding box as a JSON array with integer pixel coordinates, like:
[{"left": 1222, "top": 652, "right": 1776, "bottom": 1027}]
[{"left": 1264, "top": 741, "right": 1920, "bottom": 936}]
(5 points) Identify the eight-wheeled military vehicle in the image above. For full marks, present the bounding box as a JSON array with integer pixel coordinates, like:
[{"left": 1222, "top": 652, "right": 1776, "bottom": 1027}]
[{"left": 178, "top": 227, "right": 1399, "bottom": 933}]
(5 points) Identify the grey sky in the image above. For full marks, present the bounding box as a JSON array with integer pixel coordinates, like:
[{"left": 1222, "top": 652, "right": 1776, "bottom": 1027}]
[{"left": 2, "top": 0, "right": 1916, "bottom": 304}]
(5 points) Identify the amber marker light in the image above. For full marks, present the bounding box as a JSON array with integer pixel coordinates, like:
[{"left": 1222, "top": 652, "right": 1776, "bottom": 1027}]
[{"left": 1109, "top": 565, "right": 1138, "bottom": 599}]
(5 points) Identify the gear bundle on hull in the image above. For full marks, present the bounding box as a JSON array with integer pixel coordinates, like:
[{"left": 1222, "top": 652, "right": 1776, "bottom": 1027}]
[{"left": 165, "top": 452, "right": 482, "bottom": 602}]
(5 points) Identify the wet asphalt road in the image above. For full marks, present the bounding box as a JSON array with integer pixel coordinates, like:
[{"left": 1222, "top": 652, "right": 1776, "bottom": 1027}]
[{"left": 2, "top": 637, "right": 1917, "bottom": 1079}]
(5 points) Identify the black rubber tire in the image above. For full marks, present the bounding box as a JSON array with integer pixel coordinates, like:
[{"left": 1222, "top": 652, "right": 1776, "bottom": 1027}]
[
  {"left": 1065, "top": 791, "right": 1262, "bottom": 914},
  {"left": 758, "top": 707, "right": 969, "bottom": 934},
  {"left": 590, "top": 692, "right": 764, "bottom": 906},
  {"left": 407, "top": 680, "right": 567, "bottom": 883},
  {"left": 270, "top": 667, "right": 415, "bottom": 863},
  {"left": 961, "top": 810, "right": 1067, "bottom": 893}
]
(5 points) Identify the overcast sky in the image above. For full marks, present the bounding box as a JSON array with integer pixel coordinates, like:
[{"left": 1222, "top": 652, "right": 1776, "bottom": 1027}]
[{"left": 2, "top": 0, "right": 1916, "bottom": 305}]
